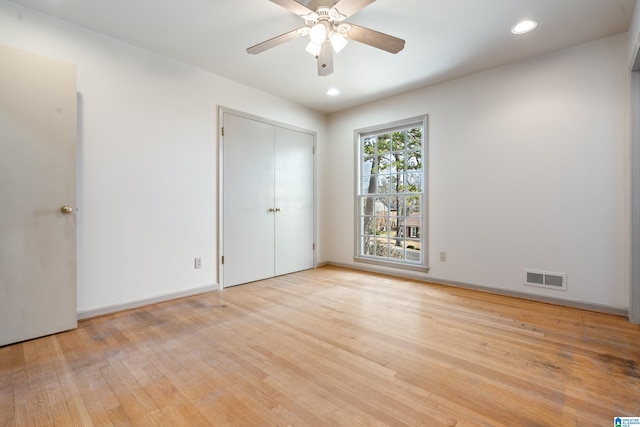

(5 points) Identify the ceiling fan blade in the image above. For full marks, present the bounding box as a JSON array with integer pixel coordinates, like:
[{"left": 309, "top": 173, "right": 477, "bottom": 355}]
[
  {"left": 269, "top": 0, "right": 314, "bottom": 16},
  {"left": 305, "top": 0, "right": 338, "bottom": 10},
  {"left": 333, "top": 0, "right": 375, "bottom": 18},
  {"left": 247, "top": 28, "right": 306, "bottom": 54},
  {"left": 347, "top": 24, "right": 405, "bottom": 54},
  {"left": 317, "top": 41, "right": 334, "bottom": 76}
]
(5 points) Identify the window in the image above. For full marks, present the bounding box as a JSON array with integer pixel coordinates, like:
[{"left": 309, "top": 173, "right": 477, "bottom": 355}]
[{"left": 355, "top": 116, "right": 428, "bottom": 271}]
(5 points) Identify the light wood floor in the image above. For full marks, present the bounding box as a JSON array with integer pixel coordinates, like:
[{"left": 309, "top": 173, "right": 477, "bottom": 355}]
[{"left": 2, "top": 266, "right": 639, "bottom": 426}]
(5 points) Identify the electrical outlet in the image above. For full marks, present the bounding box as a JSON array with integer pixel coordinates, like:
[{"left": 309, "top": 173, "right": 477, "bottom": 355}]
[
  {"left": 439, "top": 252, "right": 447, "bottom": 262},
  {"left": 194, "top": 257, "right": 202, "bottom": 269}
]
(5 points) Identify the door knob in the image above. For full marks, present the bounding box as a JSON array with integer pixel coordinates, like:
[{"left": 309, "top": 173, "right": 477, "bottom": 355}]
[
  {"left": 268, "top": 208, "right": 275, "bottom": 213},
  {"left": 61, "top": 205, "right": 74, "bottom": 214},
  {"left": 275, "top": 208, "right": 281, "bottom": 212}
]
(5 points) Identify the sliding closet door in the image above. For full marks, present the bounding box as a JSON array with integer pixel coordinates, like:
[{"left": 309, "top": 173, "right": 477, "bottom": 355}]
[
  {"left": 274, "top": 126, "right": 314, "bottom": 276},
  {"left": 222, "top": 113, "right": 275, "bottom": 287}
]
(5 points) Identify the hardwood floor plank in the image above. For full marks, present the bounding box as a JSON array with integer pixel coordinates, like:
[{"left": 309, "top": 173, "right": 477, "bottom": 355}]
[
  {"left": 23, "top": 340, "right": 55, "bottom": 427},
  {"left": 0, "top": 345, "right": 21, "bottom": 427},
  {"left": 55, "top": 331, "right": 115, "bottom": 426},
  {"left": 2, "top": 266, "right": 639, "bottom": 426},
  {"left": 34, "top": 337, "right": 75, "bottom": 427},
  {"left": 46, "top": 336, "right": 95, "bottom": 427}
]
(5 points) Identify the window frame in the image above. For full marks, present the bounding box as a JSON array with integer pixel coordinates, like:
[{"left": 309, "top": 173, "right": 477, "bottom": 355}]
[{"left": 353, "top": 115, "right": 429, "bottom": 272}]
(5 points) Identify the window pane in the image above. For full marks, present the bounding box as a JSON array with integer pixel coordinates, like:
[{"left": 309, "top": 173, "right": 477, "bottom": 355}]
[
  {"left": 407, "top": 151, "right": 421, "bottom": 169},
  {"left": 378, "top": 133, "right": 391, "bottom": 152},
  {"left": 407, "top": 128, "right": 422, "bottom": 149},
  {"left": 363, "top": 136, "right": 377, "bottom": 155},
  {"left": 361, "top": 216, "right": 375, "bottom": 236},
  {"left": 379, "top": 154, "right": 392, "bottom": 174},
  {"left": 406, "top": 196, "right": 421, "bottom": 215},
  {"left": 394, "top": 152, "right": 406, "bottom": 174},
  {"left": 406, "top": 215, "right": 421, "bottom": 236},
  {"left": 361, "top": 197, "right": 377, "bottom": 221},
  {"left": 375, "top": 235, "right": 388, "bottom": 259},
  {"left": 386, "top": 174, "right": 400, "bottom": 193},
  {"left": 391, "top": 131, "right": 405, "bottom": 152},
  {"left": 396, "top": 196, "right": 406, "bottom": 216},
  {"left": 362, "top": 237, "right": 375, "bottom": 256},
  {"left": 406, "top": 172, "right": 422, "bottom": 192},
  {"left": 375, "top": 174, "right": 389, "bottom": 193},
  {"left": 362, "top": 158, "right": 374, "bottom": 176},
  {"left": 406, "top": 238, "right": 421, "bottom": 249},
  {"left": 406, "top": 238, "right": 421, "bottom": 262},
  {"left": 374, "top": 197, "right": 389, "bottom": 219},
  {"left": 362, "top": 175, "right": 375, "bottom": 194}
]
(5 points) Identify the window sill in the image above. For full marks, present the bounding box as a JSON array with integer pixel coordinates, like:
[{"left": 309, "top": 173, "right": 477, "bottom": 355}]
[{"left": 353, "top": 256, "right": 430, "bottom": 273}]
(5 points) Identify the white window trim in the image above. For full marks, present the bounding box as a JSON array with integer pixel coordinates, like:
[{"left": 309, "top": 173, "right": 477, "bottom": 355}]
[{"left": 353, "top": 115, "right": 429, "bottom": 273}]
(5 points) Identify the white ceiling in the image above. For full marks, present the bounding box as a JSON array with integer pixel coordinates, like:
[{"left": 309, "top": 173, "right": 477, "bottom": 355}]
[{"left": 8, "top": 0, "right": 637, "bottom": 113}]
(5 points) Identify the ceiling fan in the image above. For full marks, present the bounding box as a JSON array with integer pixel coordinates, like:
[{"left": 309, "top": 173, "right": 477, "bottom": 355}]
[{"left": 246, "top": 0, "right": 405, "bottom": 76}]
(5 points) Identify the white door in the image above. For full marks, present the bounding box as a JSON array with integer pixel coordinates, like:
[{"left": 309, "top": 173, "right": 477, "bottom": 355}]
[
  {"left": 222, "top": 112, "right": 314, "bottom": 287},
  {"left": 223, "top": 113, "right": 276, "bottom": 287},
  {"left": 0, "top": 45, "right": 77, "bottom": 346},
  {"left": 274, "top": 126, "right": 314, "bottom": 276}
]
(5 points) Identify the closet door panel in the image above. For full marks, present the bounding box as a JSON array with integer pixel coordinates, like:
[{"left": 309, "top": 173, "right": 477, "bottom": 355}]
[
  {"left": 274, "top": 127, "right": 314, "bottom": 276},
  {"left": 223, "top": 113, "right": 275, "bottom": 287}
]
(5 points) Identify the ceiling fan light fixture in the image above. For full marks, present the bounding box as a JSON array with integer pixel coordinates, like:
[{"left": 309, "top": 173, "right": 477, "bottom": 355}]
[
  {"left": 329, "top": 32, "right": 348, "bottom": 53},
  {"left": 302, "top": 12, "right": 319, "bottom": 23},
  {"left": 336, "top": 23, "right": 352, "bottom": 36},
  {"left": 511, "top": 20, "right": 537, "bottom": 34},
  {"left": 305, "top": 40, "right": 322, "bottom": 56},
  {"left": 309, "top": 23, "right": 328, "bottom": 44},
  {"left": 328, "top": 8, "right": 346, "bottom": 22}
]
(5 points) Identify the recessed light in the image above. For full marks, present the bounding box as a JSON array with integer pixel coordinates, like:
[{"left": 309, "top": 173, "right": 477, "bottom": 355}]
[
  {"left": 511, "top": 20, "right": 537, "bottom": 35},
  {"left": 326, "top": 88, "right": 341, "bottom": 96}
]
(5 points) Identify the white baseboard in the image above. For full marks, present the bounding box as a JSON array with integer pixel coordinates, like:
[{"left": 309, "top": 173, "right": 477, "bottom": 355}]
[
  {"left": 77, "top": 283, "right": 218, "bottom": 320},
  {"left": 322, "top": 261, "right": 628, "bottom": 317}
]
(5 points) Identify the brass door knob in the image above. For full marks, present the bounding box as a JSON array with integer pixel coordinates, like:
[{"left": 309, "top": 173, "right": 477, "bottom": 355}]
[{"left": 61, "top": 206, "right": 74, "bottom": 214}]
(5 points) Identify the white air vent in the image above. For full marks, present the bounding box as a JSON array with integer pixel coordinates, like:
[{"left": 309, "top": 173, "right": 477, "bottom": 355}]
[{"left": 523, "top": 269, "right": 567, "bottom": 291}]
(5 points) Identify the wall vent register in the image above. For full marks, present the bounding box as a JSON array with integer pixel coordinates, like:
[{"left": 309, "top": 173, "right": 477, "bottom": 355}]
[{"left": 524, "top": 269, "right": 567, "bottom": 291}]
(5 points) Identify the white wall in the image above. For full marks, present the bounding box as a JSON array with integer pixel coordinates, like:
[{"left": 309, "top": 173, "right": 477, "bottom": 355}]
[
  {"left": 0, "top": 0, "right": 631, "bottom": 314},
  {"left": 0, "top": 1, "right": 327, "bottom": 314},
  {"left": 323, "top": 34, "right": 629, "bottom": 310}
]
